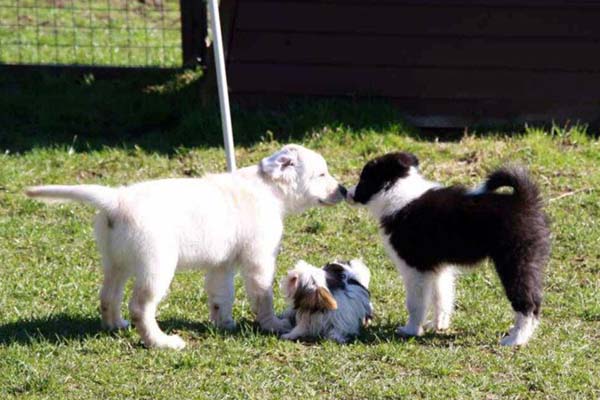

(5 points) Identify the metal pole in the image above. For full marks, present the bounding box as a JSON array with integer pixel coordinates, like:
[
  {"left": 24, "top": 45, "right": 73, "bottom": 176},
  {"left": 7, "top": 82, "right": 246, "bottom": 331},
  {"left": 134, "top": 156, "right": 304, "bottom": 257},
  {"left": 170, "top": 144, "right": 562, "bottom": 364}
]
[{"left": 207, "top": 0, "right": 236, "bottom": 172}]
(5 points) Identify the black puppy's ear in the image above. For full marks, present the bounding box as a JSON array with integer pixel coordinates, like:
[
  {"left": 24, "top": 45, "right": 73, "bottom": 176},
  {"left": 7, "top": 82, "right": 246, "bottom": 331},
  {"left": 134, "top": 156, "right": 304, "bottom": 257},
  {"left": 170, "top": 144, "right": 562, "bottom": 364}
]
[
  {"left": 389, "top": 152, "right": 419, "bottom": 169},
  {"left": 323, "top": 262, "right": 347, "bottom": 291},
  {"left": 407, "top": 153, "right": 419, "bottom": 168},
  {"left": 397, "top": 152, "right": 418, "bottom": 168},
  {"left": 323, "top": 262, "right": 346, "bottom": 275}
]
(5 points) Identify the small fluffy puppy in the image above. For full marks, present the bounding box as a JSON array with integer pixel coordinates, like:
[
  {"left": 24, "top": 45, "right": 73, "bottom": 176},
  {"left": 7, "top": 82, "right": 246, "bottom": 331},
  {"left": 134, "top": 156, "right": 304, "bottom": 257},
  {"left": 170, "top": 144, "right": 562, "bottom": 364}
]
[
  {"left": 347, "top": 152, "right": 550, "bottom": 346},
  {"left": 25, "top": 144, "right": 347, "bottom": 349},
  {"left": 280, "top": 259, "right": 373, "bottom": 343}
]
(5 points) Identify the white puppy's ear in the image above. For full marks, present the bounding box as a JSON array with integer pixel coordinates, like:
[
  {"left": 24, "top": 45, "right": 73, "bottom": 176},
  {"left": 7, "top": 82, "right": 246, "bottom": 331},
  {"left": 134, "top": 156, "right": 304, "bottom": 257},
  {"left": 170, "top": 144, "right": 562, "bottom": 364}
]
[{"left": 260, "top": 147, "right": 299, "bottom": 181}]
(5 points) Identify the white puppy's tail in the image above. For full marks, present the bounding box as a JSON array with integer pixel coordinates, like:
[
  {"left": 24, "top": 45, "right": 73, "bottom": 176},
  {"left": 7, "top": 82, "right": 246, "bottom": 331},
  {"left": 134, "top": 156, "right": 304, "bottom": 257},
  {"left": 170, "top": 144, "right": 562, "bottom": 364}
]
[
  {"left": 25, "top": 185, "right": 119, "bottom": 212},
  {"left": 348, "top": 259, "right": 371, "bottom": 289}
]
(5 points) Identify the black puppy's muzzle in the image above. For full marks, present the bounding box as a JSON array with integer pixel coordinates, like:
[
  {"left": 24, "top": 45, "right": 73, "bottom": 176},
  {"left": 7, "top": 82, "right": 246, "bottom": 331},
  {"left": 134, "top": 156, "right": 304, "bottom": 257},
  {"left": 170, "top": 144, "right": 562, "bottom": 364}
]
[{"left": 338, "top": 185, "right": 348, "bottom": 197}]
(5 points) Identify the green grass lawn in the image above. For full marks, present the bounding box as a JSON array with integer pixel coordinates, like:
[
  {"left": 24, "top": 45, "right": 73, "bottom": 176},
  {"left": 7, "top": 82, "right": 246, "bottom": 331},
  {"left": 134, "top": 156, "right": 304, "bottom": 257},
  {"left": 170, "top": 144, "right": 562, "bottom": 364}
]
[
  {"left": 1, "top": 10, "right": 599, "bottom": 393},
  {"left": 1, "top": 83, "right": 599, "bottom": 398},
  {"left": 0, "top": 0, "right": 181, "bottom": 66}
]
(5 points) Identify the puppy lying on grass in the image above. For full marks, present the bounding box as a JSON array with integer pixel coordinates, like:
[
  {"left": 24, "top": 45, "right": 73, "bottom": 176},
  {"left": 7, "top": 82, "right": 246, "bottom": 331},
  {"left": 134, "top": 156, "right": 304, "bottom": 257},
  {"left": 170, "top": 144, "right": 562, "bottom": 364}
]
[{"left": 280, "top": 259, "right": 373, "bottom": 343}]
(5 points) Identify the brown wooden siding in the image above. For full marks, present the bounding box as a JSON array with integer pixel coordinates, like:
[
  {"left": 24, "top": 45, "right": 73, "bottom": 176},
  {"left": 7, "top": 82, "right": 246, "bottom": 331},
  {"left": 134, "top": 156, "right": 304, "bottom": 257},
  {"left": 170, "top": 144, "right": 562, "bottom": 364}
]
[{"left": 224, "top": 0, "right": 600, "bottom": 127}]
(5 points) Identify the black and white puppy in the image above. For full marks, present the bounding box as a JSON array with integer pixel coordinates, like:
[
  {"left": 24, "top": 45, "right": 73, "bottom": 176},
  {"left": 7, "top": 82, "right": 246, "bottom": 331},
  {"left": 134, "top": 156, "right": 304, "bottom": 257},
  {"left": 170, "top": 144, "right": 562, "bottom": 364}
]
[
  {"left": 347, "top": 152, "right": 550, "bottom": 346},
  {"left": 280, "top": 259, "right": 373, "bottom": 343}
]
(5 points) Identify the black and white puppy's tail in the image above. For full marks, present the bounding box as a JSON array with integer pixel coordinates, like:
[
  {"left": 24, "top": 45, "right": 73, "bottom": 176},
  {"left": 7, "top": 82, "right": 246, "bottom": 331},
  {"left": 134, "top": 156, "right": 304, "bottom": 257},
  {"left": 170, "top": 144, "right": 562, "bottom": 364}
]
[
  {"left": 480, "top": 166, "right": 542, "bottom": 206},
  {"left": 25, "top": 185, "right": 119, "bottom": 213}
]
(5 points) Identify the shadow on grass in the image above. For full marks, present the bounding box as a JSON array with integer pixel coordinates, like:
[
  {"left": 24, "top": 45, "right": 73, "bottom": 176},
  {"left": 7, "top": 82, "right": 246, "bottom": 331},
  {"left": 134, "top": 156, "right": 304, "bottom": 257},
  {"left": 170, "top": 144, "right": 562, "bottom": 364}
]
[
  {"left": 0, "top": 68, "right": 483, "bottom": 154},
  {"left": 0, "top": 314, "right": 103, "bottom": 345},
  {"left": 161, "top": 316, "right": 266, "bottom": 338},
  {"left": 0, "top": 314, "right": 276, "bottom": 346},
  {"left": 361, "top": 323, "right": 507, "bottom": 347},
  {"left": 275, "top": 322, "right": 467, "bottom": 346},
  {"left": 0, "top": 313, "right": 491, "bottom": 348},
  {"left": 4, "top": 68, "right": 597, "bottom": 155}
]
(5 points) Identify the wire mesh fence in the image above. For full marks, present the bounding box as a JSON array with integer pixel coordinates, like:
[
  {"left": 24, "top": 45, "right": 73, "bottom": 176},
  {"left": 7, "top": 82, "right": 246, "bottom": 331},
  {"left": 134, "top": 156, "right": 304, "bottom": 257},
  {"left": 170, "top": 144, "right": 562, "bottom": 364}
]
[{"left": 0, "top": 0, "right": 183, "bottom": 67}]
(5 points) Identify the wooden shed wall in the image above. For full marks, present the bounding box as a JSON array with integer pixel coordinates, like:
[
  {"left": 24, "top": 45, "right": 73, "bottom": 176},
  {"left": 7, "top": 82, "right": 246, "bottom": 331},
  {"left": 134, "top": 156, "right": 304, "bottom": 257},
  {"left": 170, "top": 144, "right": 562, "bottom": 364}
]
[{"left": 223, "top": 0, "right": 600, "bottom": 127}]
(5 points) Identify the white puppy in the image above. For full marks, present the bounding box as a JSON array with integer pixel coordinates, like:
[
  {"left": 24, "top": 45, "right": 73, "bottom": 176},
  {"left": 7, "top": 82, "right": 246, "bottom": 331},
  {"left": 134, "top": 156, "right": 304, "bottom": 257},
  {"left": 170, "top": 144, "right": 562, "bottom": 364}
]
[
  {"left": 280, "top": 259, "right": 373, "bottom": 343},
  {"left": 25, "top": 144, "right": 346, "bottom": 349}
]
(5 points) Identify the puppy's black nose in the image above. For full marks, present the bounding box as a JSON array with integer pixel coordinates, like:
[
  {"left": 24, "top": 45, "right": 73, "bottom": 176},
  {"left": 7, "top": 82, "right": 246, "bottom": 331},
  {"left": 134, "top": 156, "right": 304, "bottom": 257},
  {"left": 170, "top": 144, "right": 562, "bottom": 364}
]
[{"left": 338, "top": 185, "right": 348, "bottom": 197}]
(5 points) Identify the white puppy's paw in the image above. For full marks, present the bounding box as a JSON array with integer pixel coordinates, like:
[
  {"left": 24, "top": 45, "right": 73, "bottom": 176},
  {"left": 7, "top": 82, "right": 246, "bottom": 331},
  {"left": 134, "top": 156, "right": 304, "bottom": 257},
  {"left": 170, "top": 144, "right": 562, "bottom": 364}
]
[
  {"left": 114, "top": 318, "right": 130, "bottom": 330},
  {"left": 148, "top": 334, "right": 186, "bottom": 350},
  {"left": 424, "top": 317, "right": 451, "bottom": 332},
  {"left": 396, "top": 324, "right": 424, "bottom": 338},
  {"left": 423, "top": 320, "right": 436, "bottom": 331},
  {"left": 436, "top": 319, "right": 451, "bottom": 331},
  {"left": 102, "top": 318, "right": 130, "bottom": 331}
]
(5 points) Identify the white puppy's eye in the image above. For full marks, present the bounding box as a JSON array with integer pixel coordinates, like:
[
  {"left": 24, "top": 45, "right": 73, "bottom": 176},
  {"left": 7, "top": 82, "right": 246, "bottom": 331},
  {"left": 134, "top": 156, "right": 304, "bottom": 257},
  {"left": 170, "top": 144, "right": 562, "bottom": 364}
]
[{"left": 318, "top": 173, "right": 326, "bottom": 178}]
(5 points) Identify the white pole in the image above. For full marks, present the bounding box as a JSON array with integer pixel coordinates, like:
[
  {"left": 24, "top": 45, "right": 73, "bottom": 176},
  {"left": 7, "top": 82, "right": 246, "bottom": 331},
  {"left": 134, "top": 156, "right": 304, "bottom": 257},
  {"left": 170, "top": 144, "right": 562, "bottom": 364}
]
[{"left": 208, "top": 0, "right": 236, "bottom": 172}]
